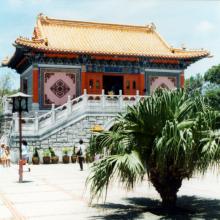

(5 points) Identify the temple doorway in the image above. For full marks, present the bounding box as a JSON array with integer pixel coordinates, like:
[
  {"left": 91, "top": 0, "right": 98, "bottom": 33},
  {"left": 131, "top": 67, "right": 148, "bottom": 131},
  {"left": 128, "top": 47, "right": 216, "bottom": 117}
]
[{"left": 103, "top": 75, "right": 123, "bottom": 95}]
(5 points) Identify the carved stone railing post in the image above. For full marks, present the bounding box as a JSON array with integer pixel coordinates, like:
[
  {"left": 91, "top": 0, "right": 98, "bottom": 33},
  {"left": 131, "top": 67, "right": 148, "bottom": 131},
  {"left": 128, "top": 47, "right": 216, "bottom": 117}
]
[
  {"left": 102, "top": 89, "right": 105, "bottom": 109},
  {"left": 83, "top": 89, "right": 88, "bottom": 110},
  {"left": 119, "top": 90, "right": 123, "bottom": 110},
  {"left": 67, "top": 95, "right": 72, "bottom": 115},
  {"left": 136, "top": 90, "right": 140, "bottom": 104},
  {"left": 51, "top": 104, "right": 56, "bottom": 123},
  {"left": 13, "top": 112, "right": 19, "bottom": 133},
  {"left": 34, "top": 112, "right": 39, "bottom": 132}
]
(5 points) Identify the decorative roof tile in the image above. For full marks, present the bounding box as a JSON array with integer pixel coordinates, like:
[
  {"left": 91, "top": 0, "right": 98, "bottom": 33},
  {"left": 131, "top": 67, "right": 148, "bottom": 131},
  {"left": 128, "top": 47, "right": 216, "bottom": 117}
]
[{"left": 14, "top": 14, "right": 210, "bottom": 59}]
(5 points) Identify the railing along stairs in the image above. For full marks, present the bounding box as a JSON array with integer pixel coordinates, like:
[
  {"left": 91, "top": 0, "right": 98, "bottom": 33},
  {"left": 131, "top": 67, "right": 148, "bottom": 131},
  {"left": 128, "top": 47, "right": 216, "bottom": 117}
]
[{"left": 11, "top": 89, "right": 147, "bottom": 137}]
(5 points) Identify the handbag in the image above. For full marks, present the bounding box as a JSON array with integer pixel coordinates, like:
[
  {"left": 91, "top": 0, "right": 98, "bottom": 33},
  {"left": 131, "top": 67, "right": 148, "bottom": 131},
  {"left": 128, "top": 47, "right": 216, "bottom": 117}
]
[{"left": 76, "top": 147, "right": 82, "bottom": 156}]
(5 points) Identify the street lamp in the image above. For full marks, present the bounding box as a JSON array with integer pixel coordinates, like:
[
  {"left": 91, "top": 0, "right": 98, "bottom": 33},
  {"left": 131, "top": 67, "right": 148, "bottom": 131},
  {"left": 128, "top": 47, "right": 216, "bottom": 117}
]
[{"left": 8, "top": 92, "right": 31, "bottom": 183}]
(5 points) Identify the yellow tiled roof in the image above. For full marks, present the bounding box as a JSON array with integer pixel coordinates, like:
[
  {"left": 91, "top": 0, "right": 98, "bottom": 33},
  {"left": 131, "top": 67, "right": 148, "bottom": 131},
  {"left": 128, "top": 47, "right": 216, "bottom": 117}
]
[{"left": 15, "top": 14, "right": 209, "bottom": 59}]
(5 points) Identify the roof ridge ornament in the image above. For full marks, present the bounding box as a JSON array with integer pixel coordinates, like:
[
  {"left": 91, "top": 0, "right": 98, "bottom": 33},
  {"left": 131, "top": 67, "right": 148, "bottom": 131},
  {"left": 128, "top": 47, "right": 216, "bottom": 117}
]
[
  {"left": 149, "top": 22, "right": 156, "bottom": 30},
  {"left": 37, "top": 13, "right": 49, "bottom": 23},
  {"left": 145, "top": 22, "right": 156, "bottom": 31},
  {"left": 181, "top": 43, "right": 186, "bottom": 50}
]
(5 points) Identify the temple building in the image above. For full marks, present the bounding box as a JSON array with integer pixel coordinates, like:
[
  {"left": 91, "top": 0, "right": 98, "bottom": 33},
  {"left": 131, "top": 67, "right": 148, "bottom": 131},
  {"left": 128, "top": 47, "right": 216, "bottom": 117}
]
[
  {"left": 4, "top": 14, "right": 209, "bottom": 111},
  {"left": 1, "top": 14, "right": 211, "bottom": 161}
]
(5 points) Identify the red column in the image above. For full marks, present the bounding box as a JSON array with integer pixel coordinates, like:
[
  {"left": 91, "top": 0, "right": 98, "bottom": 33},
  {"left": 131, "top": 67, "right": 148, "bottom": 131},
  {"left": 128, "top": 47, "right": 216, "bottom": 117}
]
[
  {"left": 139, "top": 74, "right": 145, "bottom": 95},
  {"left": 180, "top": 71, "right": 185, "bottom": 88},
  {"left": 32, "top": 68, "right": 39, "bottom": 103},
  {"left": 81, "top": 72, "right": 86, "bottom": 94}
]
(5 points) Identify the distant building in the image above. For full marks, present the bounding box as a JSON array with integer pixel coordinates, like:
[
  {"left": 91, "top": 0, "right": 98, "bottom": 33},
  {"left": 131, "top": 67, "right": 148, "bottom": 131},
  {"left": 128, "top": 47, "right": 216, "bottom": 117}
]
[{"left": 3, "top": 14, "right": 209, "bottom": 111}]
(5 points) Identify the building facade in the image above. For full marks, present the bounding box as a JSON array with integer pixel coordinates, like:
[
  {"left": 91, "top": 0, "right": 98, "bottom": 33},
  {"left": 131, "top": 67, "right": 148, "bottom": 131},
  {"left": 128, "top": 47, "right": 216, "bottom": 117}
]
[{"left": 4, "top": 14, "right": 209, "bottom": 111}]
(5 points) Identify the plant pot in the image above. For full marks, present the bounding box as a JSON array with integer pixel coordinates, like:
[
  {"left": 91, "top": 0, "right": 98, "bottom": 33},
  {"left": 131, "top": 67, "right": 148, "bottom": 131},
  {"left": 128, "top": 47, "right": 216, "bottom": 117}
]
[
  {"left": 62, "top": 155, "right": 70, "bottom": 164},
  {"left": 71, "top": 155, "right": 77, "bottom": 163},
  {"left": 51, "top": 156, "right": 59, "bottom": 164},
  {"left": 43, "top": 156, "right": 51, "bottom": 164},
  {"left": 32, "top": 156, "right": 40, "bottom": 165},
  {"left": 85, "top": 155, "right": 93, "bottom": 163}
]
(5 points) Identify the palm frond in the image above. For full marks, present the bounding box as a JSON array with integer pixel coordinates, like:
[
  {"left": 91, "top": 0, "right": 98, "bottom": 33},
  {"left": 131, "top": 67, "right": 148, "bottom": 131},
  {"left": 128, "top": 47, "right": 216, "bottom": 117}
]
[{"left": 87, "top": 151, "right": 145, "bottom": 202}]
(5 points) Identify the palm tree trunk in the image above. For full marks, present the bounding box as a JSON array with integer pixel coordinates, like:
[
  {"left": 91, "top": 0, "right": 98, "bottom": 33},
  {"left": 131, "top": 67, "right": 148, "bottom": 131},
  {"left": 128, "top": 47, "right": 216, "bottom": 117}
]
[
  {"left": 150, "top": 169, "right": 182, "bottom": 209},
  {"left": 158, "top": 186, "right": 178, "bottom": 209}
]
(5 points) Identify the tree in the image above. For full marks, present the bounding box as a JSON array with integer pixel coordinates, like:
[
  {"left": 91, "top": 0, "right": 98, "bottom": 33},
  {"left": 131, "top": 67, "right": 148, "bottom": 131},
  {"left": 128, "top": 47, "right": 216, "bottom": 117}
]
[
  {"left": 87, "top": 90, "right": 220, "bottom": 209},
  {"left": 204, "top": 64, "right": 220, "bottom": 84},
  {"left": 184, "top": 73, "right": 204, "bottom": 94},
  {"left": 0, "top": 72, "right": 18, "bottom": 113},
  {"left": 203, "top": 64, "right": 220, "bottom": 110},
  {"left": 205, "top": 87, "right": 220, "bottom": 110},
  {"left": 0, "top": 73, "right": 12, "bottom": 99}
]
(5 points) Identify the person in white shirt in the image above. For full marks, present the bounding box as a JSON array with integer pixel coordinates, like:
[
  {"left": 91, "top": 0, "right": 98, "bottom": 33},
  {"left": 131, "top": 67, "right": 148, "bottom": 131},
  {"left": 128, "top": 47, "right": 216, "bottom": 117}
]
[
  {"left": 76, "top": 139, "right": 86, "bottom": 171},
  {"left": 22, "top": 140, "right": 30, "bottom": 172}
]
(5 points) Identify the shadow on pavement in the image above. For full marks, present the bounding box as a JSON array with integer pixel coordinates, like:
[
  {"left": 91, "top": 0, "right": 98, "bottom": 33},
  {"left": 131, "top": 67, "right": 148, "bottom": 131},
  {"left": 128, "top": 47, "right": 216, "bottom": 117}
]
[
  {"left": 90, "top": 196, "right": 220, "bottom": 219},
  {"left": 15, "top": 180, "right": 33, "bottom": 183}
]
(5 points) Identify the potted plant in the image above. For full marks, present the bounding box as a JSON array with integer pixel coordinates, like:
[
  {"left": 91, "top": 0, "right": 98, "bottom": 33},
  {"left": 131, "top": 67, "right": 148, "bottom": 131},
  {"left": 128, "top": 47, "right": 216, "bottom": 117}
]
[
  {"left": 62, "top": 147, "right": 70, "bottom": 164},
  {"left": 49, "top": 147, "right": 59, "bottom": 164},
  {"left": 71, "top": 146, "right": 77, "bottom": 163},
  {"left": 43, "top": 149, "right": 51, "bottom": 164},
  {"left": 32, "top": 147, "right": 40, "bottom": 165}
]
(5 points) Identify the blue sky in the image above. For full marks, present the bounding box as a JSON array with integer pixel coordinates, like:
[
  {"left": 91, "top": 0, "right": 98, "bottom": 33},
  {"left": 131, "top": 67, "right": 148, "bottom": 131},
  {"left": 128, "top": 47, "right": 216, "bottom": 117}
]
[{"left": 0, "top": 0, "right": 219, "bottom": 89}]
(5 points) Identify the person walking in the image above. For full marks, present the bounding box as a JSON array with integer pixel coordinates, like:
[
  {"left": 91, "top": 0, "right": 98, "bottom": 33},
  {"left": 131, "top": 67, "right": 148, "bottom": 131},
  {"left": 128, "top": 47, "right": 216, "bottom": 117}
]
[
  {"left": 0, "top": 144, "right": 3, "bottom": 165},
  {"left": 5, "top": 146, "right": 11, "bottom": 167},
  {"left": 76, "top": 139, "right": 86, "bottom": 171},
  {"left": 1, "top": 144, "right": 6, "bottom": 167},
  {"left": 22, "top": 140, "right": 30, "bottom": 172}
]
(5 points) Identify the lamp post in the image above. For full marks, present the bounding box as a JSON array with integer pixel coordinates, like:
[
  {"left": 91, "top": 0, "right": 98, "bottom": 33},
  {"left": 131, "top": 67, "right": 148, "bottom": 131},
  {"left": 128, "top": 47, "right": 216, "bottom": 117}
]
[{"left": 8, "top": 92, "right": 31, "bottom": 183}]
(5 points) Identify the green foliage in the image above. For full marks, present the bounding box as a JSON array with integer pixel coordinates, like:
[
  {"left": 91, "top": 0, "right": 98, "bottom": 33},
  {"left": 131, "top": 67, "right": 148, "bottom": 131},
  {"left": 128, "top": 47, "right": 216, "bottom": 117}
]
[
  {"left": 62, "top": 147, "right": 70, "bottom": 155},
  {"left": 48, "top": 147, "right": 56, "bottom": 157},
  {"left": 72, "top": 146, "right": 76, "bottom": 156},
  {"left": 0, "top": 73, "right": 19, "bottom": 114},
  {"left": 203, "top": 64, "right": 220, "bottom": 110},
  {"left": 204, "top": 64, "right": 220, "bottom": 84},
  {"left": 87, "top": 89, "right": 220, "bottom": 206},
  {"left": 33, "top": 147, "right": 39, "bottom": 158},
  {"left": 87, "top": 135, "right": 103, "bottom": 158},
  {"left": 205, "top": 87, "right": 220, "bottom": 110},
  {"left": 184, "top": 73, "right": 203, "bottom": 94},
  {"left": 43, "top": 149, "right": 51, "bottom": 157}
]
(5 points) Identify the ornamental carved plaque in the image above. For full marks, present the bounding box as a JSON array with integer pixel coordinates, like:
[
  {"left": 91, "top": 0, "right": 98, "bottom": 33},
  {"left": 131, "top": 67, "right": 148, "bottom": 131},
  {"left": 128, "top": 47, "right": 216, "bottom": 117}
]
[
  {"left": 150, "top": 76, "right": 177, "bottom": 94},
  {"left": 43, "top": 70, "right": 77, "bottom": 106},
  {"left": 50, "top": 79, "right": 70, "bottom": 98}
]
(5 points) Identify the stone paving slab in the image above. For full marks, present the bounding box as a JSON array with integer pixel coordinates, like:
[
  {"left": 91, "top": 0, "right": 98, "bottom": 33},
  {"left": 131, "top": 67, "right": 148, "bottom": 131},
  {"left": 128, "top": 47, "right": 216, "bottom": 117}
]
[
  {"left": 1, "top": 164, "right": 220, "bottom": 219},
  {"left": 0, "top": 204, "right": 13, "bottom": 219}
]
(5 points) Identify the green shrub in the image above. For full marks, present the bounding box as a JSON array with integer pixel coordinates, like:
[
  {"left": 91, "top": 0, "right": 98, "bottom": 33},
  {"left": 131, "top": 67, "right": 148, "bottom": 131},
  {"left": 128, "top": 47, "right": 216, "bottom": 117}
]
[
  {"left": 48, "top": 147, "right": 56, "bottom": 157},
  {"left": 33, "top": 147, "right": 40, "bottom": 158},
  {"left": 43, "top": 149, "right": 51, "bottom": 157},
  {"left": 62, "top": 147, "right": 70, "bottom": 156}
]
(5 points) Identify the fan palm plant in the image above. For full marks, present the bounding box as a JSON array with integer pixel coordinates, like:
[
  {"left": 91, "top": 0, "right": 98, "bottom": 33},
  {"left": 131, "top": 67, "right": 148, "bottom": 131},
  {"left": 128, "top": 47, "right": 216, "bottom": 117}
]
[{"left": 87, "top": 89, "right": 220, "bottom": 209}]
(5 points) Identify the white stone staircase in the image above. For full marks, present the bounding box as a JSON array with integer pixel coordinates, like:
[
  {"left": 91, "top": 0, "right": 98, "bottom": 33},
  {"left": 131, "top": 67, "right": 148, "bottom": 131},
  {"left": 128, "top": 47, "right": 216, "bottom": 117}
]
[{"left": 3, "top": 90, "right": 147, "bottom": 150}]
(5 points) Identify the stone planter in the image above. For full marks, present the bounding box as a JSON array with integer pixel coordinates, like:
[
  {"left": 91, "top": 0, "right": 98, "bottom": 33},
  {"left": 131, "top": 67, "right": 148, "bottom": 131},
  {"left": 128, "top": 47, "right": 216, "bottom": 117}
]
[
  {"left": 62, "top": 155, "right": 70, "bottom": 164},
  {"left": 71, "top": 155, "right": 77, "bottom": 163},
  {"left": 51, "top": 156, "right": 59, "bottom": 164},
  {"left": 32, "top": 156, "right": 40, "bottom": 165},
  {"left": 43, "top": 156, "right": 51, "bottom": 164}
]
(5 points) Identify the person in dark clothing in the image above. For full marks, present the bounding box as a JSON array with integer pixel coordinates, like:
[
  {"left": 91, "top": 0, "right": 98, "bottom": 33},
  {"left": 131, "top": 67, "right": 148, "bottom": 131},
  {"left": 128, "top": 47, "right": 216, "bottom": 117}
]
[{"left": 76, "top": 139, "right": 86, "bottom": 171}]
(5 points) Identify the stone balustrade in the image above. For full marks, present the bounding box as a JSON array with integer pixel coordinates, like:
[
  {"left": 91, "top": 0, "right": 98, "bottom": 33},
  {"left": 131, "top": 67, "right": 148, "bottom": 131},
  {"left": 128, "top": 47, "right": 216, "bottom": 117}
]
[{"left": 10, "top": 89, "right": 147, "bottom": 137}]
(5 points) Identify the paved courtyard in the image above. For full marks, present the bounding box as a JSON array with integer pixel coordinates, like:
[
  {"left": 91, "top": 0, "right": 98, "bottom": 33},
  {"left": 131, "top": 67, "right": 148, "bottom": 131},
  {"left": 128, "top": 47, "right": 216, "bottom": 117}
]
[{"left": 0, "top": 163, "right": 220, "bottom": 220}]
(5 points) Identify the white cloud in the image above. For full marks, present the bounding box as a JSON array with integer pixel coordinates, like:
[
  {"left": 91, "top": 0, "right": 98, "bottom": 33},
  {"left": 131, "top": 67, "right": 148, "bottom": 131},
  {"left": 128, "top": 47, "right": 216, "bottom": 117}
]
[
  {"left": 8, "top": 0, "right": 51, "bottom": 8},
  {"left": 8, "top": 0, "right": 23, "bottom": 7},
  {"left": 196, "top": 21, "right": 215, "bottom": 33}
]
